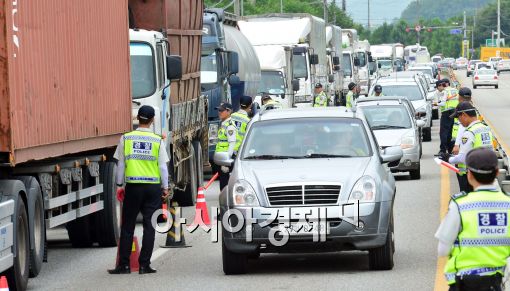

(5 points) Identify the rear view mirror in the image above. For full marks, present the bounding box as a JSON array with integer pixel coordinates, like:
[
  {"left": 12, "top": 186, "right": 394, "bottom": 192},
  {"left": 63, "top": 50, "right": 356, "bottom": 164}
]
[
  {"left": 166, "top": 55, "right": 183, "bottom": 80},
  {"left": 354, "top": 58, "right": 360, "bottom": 66},
  {"left": 328, "top": 74, "right": 334, "bottom": 83},
  {"left": 332, "top": 56, "right": 340, "bottom": 66},
  {"left": 291, "top": 79, "right": 300, "bottom": 92},
  {"left": 226, "top": 51, "right": 239, "bottom": 75},
  {"left": 228, "top": 75, "right": 240, "bottom": 86},
  {"left": 310, "top": 54, "right": 319, "bottom": 65},
  {"left": 381, "top": 146, "right": 403, "bottom": 163},
  {"left": 368, "top": 55, "right": 374, "bottom": 63},
  {"left": 416, "top": 119, "right": 426, "bottom": 128}
]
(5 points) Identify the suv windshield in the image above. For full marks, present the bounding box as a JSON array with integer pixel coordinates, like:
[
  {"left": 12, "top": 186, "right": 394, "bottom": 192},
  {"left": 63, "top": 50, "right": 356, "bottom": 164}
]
[
  {"left": 361, "top": 105, "right": 412, "bottom": 129},
  {"left": 242, "top": 118, "right": 371, "bottom": 159},
  {"left": 377, "top": 84, "right": 424, "bottom": 101},
  {"left": 259, "top": 71, "right": 285, "bottom": 95}
]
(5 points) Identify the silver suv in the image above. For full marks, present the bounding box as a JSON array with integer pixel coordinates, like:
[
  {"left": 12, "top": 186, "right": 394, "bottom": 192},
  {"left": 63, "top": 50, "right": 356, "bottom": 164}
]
[{"left": 214, "top": 107, "right": 403, "bottom": 274}]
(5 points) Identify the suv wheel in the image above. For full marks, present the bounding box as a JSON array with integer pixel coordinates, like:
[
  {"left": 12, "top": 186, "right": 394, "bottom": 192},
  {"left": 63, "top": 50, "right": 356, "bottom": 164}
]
[
  {"left": 422, "top": 127, "right": 432, "bottom": 142},
  {"left": 369, "top": 213, "right": 394, "bottom": 270},
  {"left": 222, "top": 240, "right": 247, "bottom": 275}
]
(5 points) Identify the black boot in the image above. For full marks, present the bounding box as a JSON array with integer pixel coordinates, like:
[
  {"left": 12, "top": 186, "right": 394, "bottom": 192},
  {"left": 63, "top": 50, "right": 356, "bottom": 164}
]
[
  {"left": 139, "top": 265, "right": 157, "bottom": 274},
  {"left": 108, "top": 265, "right": 131, "bottom": 274}
]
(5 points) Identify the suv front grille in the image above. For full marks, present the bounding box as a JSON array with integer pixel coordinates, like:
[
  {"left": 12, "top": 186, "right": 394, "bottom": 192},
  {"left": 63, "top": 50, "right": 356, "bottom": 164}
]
[{"left": 265, "top": 184, "right": 341, "bottom": 206}]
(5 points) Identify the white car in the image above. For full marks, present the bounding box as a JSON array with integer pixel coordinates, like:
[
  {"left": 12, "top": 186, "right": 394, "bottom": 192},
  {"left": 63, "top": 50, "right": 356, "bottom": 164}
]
[
  {"left": 472, "top": 68, "right": 498, "bottom": 89},
  {"left": 496, "top": 59, "right": 510, "bottom": 73},
  {"left": 488, "top": 57, "right": 503, "bottom": 69}
]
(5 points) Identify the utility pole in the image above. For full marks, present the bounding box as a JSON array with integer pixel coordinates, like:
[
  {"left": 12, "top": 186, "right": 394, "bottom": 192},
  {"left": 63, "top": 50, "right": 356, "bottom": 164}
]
[
  {"left": 241, "top": 0, "right": 244, "bottom": 16},
  {"left": 333, "top": 0, "right": 336, "bottom": 24},
  {"left": 323, "top": 0, "right": 328, "bottom": 25},
  {"left": 368, "top": 0, "right": 370, "bottom": 31},
  {"left": 280, "top": 0, "right": 283, "bottom": 13},
  {"left": 472, "top": 13, "right": 476, "bottom": 52},
  {"left": 234, "top": 0, "right": 240, "bottom": 16},
  {"left": 342, "top": 0, "right": 346, "bottom": 12},
  {"left": 497, "top": 0, "right": 501, "bottom": 47},
  {"left": 463, "top": 11, "right": 467, "bottom": 58}
]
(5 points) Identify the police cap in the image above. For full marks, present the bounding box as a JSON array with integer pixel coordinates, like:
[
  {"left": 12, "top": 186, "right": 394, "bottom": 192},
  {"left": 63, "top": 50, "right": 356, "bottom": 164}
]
[
  {"left": 240, "top": 95, "right": 253, "bottom": 107},
  {"left": 450, "top": 101, "right": 476, "bottom": 118},
  {"left": 466, "top": 148, "right": 498, "bottom": 174},
  {"left": 315, "top": 83, "right": 323, "bottom": 88},
  {"left": 458, "top": 87, "right": 472, "bottom": 97},
  {"left": 215, "top": 102, "right": 233, "bottom": 111},
  {"left": 374, "top": 85, "right": 382, "bottom": 93},
  {"left": 138, "top": 105, "right": 155, "bottom": 120},
  {"left": 348, "top": 82, "right": 356, "bottom": 90}
]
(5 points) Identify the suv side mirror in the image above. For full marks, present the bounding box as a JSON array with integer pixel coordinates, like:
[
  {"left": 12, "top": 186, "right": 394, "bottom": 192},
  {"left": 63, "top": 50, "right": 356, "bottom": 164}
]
[
  {"left": 291, "top": 79, "right": 300, "bottom": 92},
  {"left": 381, "top": 146, "right": 403, "bottom": 163},
  {"left": 166, "top": 55, "right": 183, "bottom": 80},
  {"left": 214, "top": 152, "right": 234, "bottom": 167},
  {"left": 228, "top": 75, "right": 240, "bottom": 86},
  {"left": 309, "top": 54, "right": 319, "bottom": 65},
  {"left": 332, "top": 56, "right": 340, "bottom": 66}
]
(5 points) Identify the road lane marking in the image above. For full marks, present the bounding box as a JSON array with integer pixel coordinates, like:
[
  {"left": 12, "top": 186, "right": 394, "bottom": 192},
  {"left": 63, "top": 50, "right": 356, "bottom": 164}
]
[{"left": 434, "top": 166, "right": 450, "bottom": 291}]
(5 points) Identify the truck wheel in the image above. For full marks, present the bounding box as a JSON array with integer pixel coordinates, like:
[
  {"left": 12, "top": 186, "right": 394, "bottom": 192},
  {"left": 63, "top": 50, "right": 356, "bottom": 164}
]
[
  {"left": 193, "top": 140, "right": 204, "bottom": 188},
  {"left": 222, "top": 240, "right": 247, "bottom": 275},
  {"left": 173, "top": 144, "right": 198, "bottom": 207},
  {"left": 95, "top": 162, "right": 121, "bottom": 247},
  {"left": 422, "top": 127, "right": 432, "bottom": 142},
  {"left": 6, "top": 196, "right": 30, "bottom": 291},
  {"left": 66, "top": 216, "right": 93, "bottom": 248},
  {"left": 16, "top": 176, "right": 45, "bottom": 278},
  {"left": 368, "top": 213, "right": 394, "bottom": 270},
  {"left": 409, "top": 164, "right": 421, "bottom": 180}
]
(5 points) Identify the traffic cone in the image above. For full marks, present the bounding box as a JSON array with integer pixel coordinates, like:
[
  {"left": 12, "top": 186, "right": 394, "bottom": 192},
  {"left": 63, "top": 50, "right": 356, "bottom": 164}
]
[
  {"left": 161, "top": 201, "right": 190, "bottom": 248},
  {"left": 191, "top": 187, "right": 210, "bottom": 227},
  {"left": 0, "top": 276, "right": 9, "bottom": 291},
  {"left": 115, "top": 236, "right": 140, "bottom": 272}
]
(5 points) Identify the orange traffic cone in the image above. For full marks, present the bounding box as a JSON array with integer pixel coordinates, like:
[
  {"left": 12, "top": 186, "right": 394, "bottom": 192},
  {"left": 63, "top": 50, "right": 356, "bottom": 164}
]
[
  {"left": 0, "top": 276, "right": 8, "bottom": 291},
  {"left": 115, "top": 236, "right": 140, "bottom": 272},
  {"left": 191, "top": 187, "right": 211, "bottom": 227}
]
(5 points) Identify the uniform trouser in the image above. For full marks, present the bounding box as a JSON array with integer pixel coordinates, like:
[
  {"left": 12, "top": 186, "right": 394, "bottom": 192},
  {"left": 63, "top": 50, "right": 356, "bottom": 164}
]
[
  {"left": 448, "top": 273, "right": 502, "bottom": 291},
  {"left": 212, "top": 163, "right": 232, "bottom": 190},
  {"left": 440, "top": 110, "right": 455, "bottom": 153},
  {"left": 456, "top": 173, "right": 473, "bottom": 193},
  {"left": 118, "top": 183, "right": 161, "bottom": 267}
]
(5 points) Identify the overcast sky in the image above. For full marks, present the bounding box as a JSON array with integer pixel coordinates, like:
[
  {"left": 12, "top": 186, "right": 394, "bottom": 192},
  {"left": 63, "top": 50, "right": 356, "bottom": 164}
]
[{"left": 343, "top": 0, "right": 414, "bottom": 28}]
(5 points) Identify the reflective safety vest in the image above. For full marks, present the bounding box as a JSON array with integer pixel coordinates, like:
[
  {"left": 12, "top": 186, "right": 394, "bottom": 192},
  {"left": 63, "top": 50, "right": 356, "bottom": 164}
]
[
  {"left": 313, "top": 91, "right": 328, "bottom": 107},
  {"left": 444, "top": 189, "right": 510, "bottom": 285},
  {"left": 231, "top": 111, "right": 250, "bottom": 151},
  {"left": 458, "top": 121, "right": 494, "bottom": 175},
  {"left": 451, "top": 118, "right": 459, "bottom": 141},
  {"left": 215, "top": 119, "right": 241, "bottom": 153},
  {"left": 346, "top": 91, "right": 354, "bottom": 108},
  {"left": 440, "top": 87, "right": 459, "bottom": 112},
  {"left": 123, "top": 130, "right": 162, "bottom": 184}
]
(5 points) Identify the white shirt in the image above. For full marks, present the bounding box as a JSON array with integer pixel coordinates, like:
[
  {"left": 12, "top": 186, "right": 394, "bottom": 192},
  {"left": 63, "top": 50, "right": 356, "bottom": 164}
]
[
  {"left": 435, "top": 185, "right": 500, "bottom": 257},
  {"left": 449, "top": 120, "right": 478, "bottom": 165},
  {"left": 113, "top": 127, "right": 170, "bottom": 188}
]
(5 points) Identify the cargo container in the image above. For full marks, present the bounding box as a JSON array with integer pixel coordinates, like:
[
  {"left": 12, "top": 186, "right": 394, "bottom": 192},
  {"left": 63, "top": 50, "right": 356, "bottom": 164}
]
[{"left": 0, "top": 0, "right": 199, "bottom": 290}]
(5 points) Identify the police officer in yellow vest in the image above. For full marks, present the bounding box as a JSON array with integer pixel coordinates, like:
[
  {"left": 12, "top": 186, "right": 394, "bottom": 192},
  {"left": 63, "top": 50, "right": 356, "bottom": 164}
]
[
  {"left": 436, "top": 148, "right": 509, "bottom": 291},
  {"left": 214, "top": 102, "right": 240, "bottom": 190},
  {"left": 447, "top": 102, "right": 494, "bottom": 193},
  {"left": 231, "top": 96, "right": 252, "bottom": 151},
  {"left": 346, "top": 82, "right": 356, "bottom": 108},
  {"left": 109, "top": 105, "right": 169, "bottom": 275},
  {"left": 437, "top": 78, "right": 459, "bottom": 155},
  {"left": 313, "top": 83, "right": 328, "bottom": 107}
]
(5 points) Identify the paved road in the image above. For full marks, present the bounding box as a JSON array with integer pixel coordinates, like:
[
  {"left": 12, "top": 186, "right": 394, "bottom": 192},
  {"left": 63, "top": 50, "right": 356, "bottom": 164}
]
[{"left": 28, "top": 70, "right": 510, "bottom": 291}]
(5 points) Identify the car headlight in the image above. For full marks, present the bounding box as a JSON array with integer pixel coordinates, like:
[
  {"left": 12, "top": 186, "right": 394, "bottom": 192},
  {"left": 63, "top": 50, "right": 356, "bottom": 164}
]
[
  {"left": 401, "top": 130, "right": 416, "bottom": 149},
  {"left": 348, "top": 176, "right": 376, "bottom": 202},
  {"left": 233, "top": 180, "right": 260, "bottom": 206},
  {"left": 208, "top": 124, "right": 219, "bottom": 145}
]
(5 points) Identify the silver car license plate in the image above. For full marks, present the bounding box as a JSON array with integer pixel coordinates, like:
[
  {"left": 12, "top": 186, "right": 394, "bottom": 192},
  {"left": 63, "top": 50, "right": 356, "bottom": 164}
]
[{"left": 285, "top": 222, "right": 330, "bottom": 236}]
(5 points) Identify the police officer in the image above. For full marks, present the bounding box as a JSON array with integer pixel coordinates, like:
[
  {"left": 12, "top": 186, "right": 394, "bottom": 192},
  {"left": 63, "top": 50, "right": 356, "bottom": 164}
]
[
  {"left": 447, "top": 102, "right": 494, "bottom": 193},
  {"left": 346, "top": 82, "right": 356, "bottom": 108},
  {"left": 436, "top": 148, "right": 509, "bottom": 291},
  {"left": 214, "top": 102, "right": 239, "bottom": 190},
  {"left": 108, "top": 105, "right": 169, "bottom": 275},
  {"left": 313, "top": 83, "right": 328, "bottom": 107},
  {"left": 374, "top": 85, "right": 384, "bottom": 97},
  {"left": 261, "top": 94, "right": 282, "bottom": 110},
  {"left": 437, "top": 78, "right": 459, "bottom": 155},
  {"left": 452, "top": 88, "right": 474, "bottom": 156},
  {"left": 231, "top": 96, "right": 252, "bottom": 151}
]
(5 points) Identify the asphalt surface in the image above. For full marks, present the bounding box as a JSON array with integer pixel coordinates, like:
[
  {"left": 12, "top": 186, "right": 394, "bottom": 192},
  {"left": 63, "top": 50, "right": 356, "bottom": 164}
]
[{"left": 27, "top": 69, "right": 510, "bottom": 291}]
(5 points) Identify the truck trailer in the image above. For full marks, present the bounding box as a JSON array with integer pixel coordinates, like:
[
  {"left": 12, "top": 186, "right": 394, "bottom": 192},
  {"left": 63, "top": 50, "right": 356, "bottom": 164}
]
[{"left": 325, "top": 25, "right": 343, "bottom": 105}]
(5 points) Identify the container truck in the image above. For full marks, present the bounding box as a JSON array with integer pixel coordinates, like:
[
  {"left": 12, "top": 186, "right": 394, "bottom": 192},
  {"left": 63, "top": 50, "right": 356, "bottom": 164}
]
[
  {"left": 0, "top": 0, "right": 204, "bottom": 289},
  {"left": 370, "top": 44, "right": 395, "bottom": 76},
  {"left": 341, "top": 29, "right": 360, "bottom": 98},
  {"left": 355, "top": 40, "right": 372, "bottom": 95},
  {"left": 325, "top": 25, "right": 343, "bottom": 105},
  {"left": 239, "top": 13, "right": 327, "bottom": 107}
]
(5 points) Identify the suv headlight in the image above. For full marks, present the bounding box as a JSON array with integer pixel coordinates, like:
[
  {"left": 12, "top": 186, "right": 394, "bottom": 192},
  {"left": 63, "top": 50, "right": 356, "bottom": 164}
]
[
  {"left": 208, "top": 124, "right": 219, "bottom": 145},
  {"left": 233, "top": 180, "right": 260, "bottom": 206},
  {"left": 348, "top": 176, "right": 376, "bottom": 202},
  {"left": 401, "top": 130, "right": 416, "bottom": 149}
]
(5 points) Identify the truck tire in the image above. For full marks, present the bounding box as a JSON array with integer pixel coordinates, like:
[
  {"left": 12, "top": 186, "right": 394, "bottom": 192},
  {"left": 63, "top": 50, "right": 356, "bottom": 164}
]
[
  {"left": 409, "top": 163, "right": 421, "bottom": 180},
  {"left": 66, "top": 216, "right": 93, "bottom": 248},
  {"left": 222, "top": 240, "right": 247, "bottom": 275},
  {"left": 6, "top": 196, "right": 30, "bottom": 291},
  {"left": 16, "top": 176, "right": 45, "bottom": 278},
  {"left": 368, "top": 213, "right": 394, "bottom": 270},
  {"left": 95, "top": 162, "right": 121, "bottom": 247},
  {"left": 174, "top": 144, "right": 198, "bottom": 207},
  {"left": 193, "top": 140, "right": 204, "bottom": 187}
]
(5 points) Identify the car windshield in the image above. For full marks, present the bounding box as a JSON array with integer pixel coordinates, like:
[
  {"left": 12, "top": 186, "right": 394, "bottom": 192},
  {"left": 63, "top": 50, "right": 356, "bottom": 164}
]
[
  {"left": 361, "top": 105, "right": 412, "bottom": 130},
  {"left": 259, "top": 71, "right": 285, "bottom": 95},
  {"left": 379, "top": 60, "right": 392, "bottom": 68},
  {"left": 408, "top": 68, "right": 432, "bottom": 77},
  {"left": 377, "top": 84, "right": 423, "bottom": 101},
  {"left": 241, "top": 118, "right": 371, "bottom": 159},
  {"left": 342, "top": 53, "right": 352, "bottom": 76}
]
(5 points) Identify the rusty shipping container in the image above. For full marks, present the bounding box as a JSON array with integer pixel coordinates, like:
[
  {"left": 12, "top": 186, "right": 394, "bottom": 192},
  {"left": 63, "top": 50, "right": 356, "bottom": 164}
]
[
  {"left": 129, "top": 0, "right": 203, "bottom": 105},
  {"left": 0, "top": 0, "right": 132, "bottom": 165}
]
